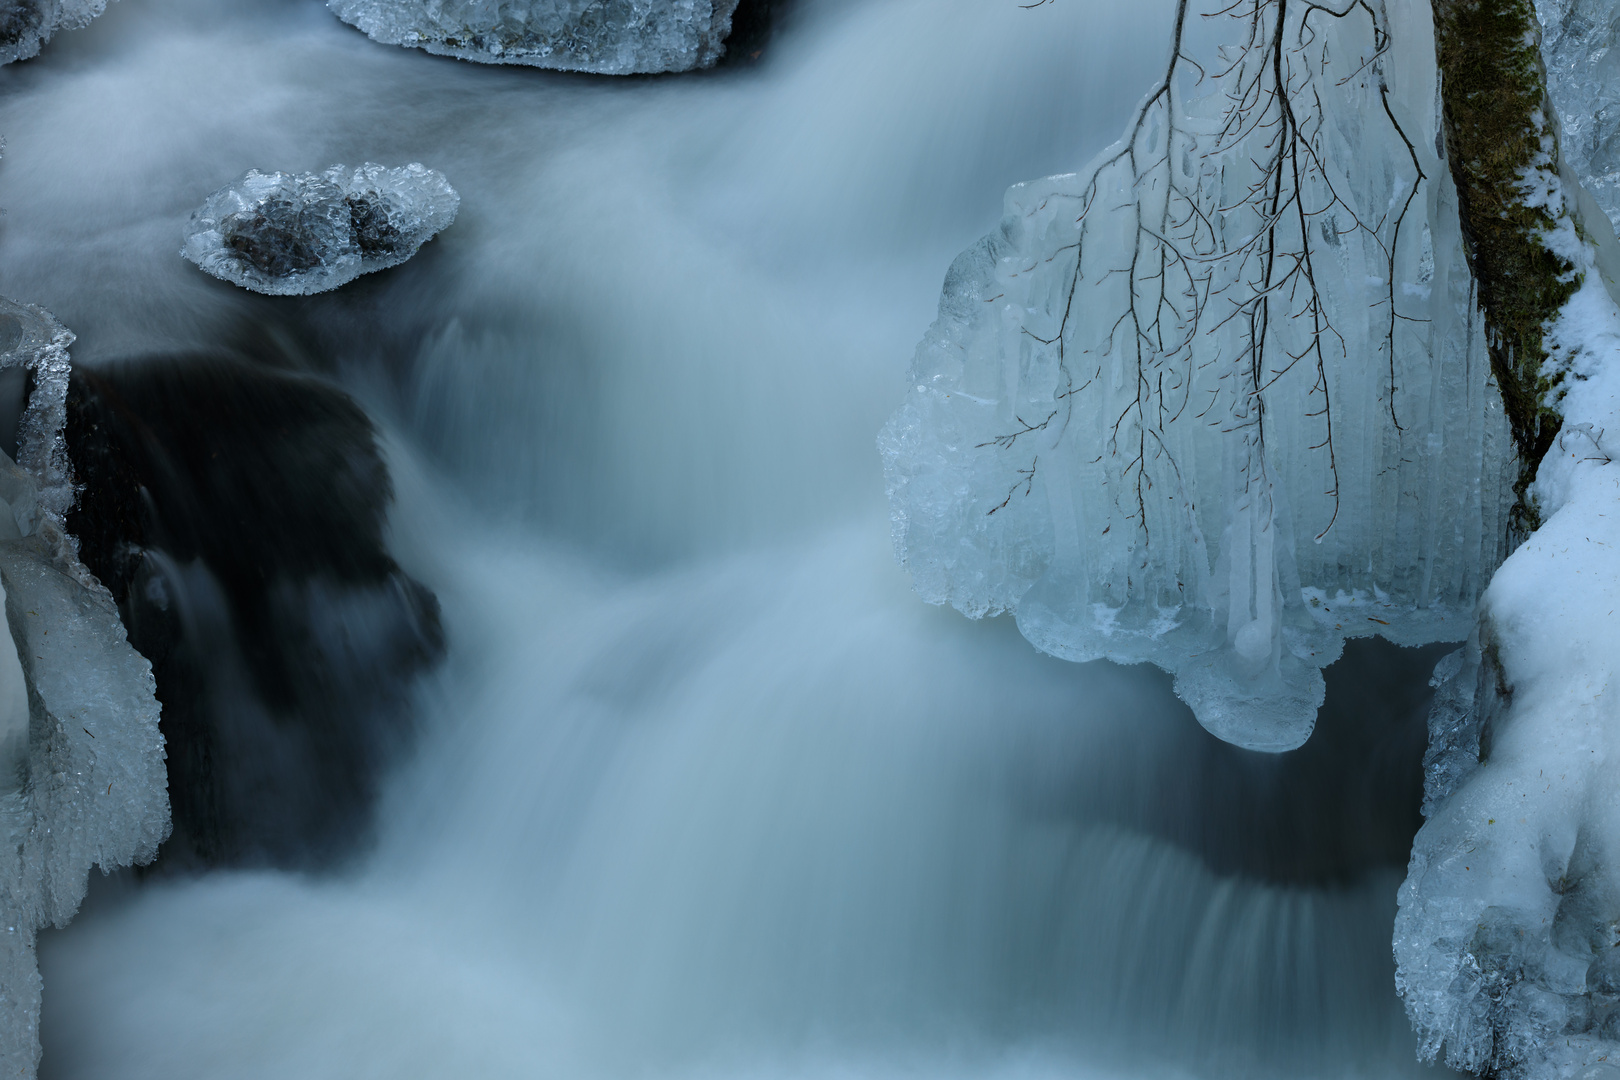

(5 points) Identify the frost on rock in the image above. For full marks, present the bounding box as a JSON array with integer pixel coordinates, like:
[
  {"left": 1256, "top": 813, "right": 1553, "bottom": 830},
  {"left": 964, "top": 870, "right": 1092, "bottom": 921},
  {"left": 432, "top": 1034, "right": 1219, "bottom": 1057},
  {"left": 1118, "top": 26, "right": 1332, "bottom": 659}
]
[
  {"left": 0, "top": 0, "right": 113, "bottom": 66},
  {"left": 0, "top": 297, "right": 167, "bottom": 1078},
  {"left": 1538, "top": 0, "right": 1620, "bottom": 233},
  {"left": 327, "top": 0, "right": 742, "bottom": 75},
  {"left": 878, "top": 2, "right": 1514, "bottom": 751},
  {"left": 1395, "top": 241, "right": 1620, "bottom": 1080},
  {"left": 182, "top": 163, "right": 459, "bottom": 296}
]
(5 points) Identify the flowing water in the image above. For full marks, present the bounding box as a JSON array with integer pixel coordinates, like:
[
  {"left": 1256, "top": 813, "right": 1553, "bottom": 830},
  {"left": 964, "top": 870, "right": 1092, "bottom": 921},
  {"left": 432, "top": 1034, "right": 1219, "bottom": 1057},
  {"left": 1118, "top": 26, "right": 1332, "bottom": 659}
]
[{"left": 0, "top": 1, "right": 1455, "bottom": 1076}]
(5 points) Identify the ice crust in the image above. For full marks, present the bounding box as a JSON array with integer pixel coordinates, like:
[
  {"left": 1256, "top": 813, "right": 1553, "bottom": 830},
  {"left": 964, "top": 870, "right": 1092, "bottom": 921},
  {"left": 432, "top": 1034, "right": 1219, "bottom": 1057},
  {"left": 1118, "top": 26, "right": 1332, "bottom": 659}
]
[
  {"left": 0, "top": 298, "right": 167, "bottom": 1077},
  {"left": 182, "top": 163, "right": 459, "bottom": 296},
  {"left": 327, "top": 0, "right": 742, "bottom": 74},
  {"left": 0, "top": 0, "right": 113, "bottom": 66},
  {"left": 1538, "top": 0, "right": 1620, "bottom": 233},
  {"left": 878, "top": 3, "right": 1514, "bottom": 751}
]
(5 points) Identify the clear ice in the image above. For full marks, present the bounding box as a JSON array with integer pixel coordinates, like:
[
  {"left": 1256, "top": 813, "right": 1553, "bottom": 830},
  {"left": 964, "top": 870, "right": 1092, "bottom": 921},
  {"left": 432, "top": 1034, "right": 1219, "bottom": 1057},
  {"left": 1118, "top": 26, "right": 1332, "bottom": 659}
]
[
  {"left": 182, "top": 163, "right": 459, "bottom": 296},
  {"left": 0, "top": 0, "right": 113, "bottom": 66},
  {"left": 0, "top": 297, "right": 168, "bottom": 1078},
  {"left": 878, "top": 2, "right": 1513, "bottom": 752},
  {"left": 327, "top": 0, "right": 742, "bottom": 75},
  {"left": 1538, "top": 0, "right": 1620, "bottom": 233}
]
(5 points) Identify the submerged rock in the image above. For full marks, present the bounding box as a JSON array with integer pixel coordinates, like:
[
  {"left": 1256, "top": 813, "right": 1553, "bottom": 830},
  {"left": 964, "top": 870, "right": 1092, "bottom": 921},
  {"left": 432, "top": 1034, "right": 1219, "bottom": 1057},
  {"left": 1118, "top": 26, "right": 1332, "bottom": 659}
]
[
  {"left": 327, "top": 0, "right": 742, "bottom": 74},
  {"left": 65, "top": 343, "right": 443, "bottom": 868},
  {"left": 0, "top": 0, "right": 113, "bottom": 66},
  {"left": 0, "top": 297, "right": 168, "bottom": 1078},
  {"left": 182, "top": 163, "right": 459, "bottom": 296}
]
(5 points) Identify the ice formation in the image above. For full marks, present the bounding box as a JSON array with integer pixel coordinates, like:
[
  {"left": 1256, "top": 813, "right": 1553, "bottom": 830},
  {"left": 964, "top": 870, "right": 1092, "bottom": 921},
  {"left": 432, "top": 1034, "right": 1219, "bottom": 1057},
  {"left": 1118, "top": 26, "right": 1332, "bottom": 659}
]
[
  {"left": 1538, "top": 0, "right": 1620, "bottom": 232},
  {"left": 0, "top": 297, "right": 168, "bottom": 1077},
  {"left": 327, "top": 0, "right": 742, "bottom": 74},
  {"left": 182, "top": 163, "right": 459, "bottom": 296},
  {"left": 879, "top": 2, "right": 1513, "bottom": 751},
  {"left": 0, "top": 0, "right": 114, "bottom": 66}
]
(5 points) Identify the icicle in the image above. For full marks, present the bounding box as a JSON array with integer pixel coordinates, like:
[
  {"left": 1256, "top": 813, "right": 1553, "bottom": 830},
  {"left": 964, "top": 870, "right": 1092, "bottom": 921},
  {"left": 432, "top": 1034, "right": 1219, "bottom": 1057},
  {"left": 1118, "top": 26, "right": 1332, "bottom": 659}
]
[{"left": 878, "top": 0, "right": 1513, "bottom": 750}]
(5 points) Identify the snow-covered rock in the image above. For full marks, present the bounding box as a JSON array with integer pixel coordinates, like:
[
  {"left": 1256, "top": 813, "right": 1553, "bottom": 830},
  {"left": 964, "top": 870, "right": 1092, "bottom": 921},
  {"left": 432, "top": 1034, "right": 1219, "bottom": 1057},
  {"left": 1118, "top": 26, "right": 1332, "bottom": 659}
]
[
  {"left": 327, "top": 0, "right": 742, "bottom": 74},
  {"left": 878, "top": 2, "right": 1513, "bottom": 752},
  {"left": 1395, "top": 240, "right": 1620, "bottom": 1077},
  {"left": 0, "top": 297, "right": 167, "bottom": 1078},
  {"left": 182, "top": 163, "right": 459, "bottom": 296},
  {"left": 1386, "top": 5, "right": 1620, "bottom": 1072},
  {"left": 0, "top": 0, "right": 114, "bottom": 66}
]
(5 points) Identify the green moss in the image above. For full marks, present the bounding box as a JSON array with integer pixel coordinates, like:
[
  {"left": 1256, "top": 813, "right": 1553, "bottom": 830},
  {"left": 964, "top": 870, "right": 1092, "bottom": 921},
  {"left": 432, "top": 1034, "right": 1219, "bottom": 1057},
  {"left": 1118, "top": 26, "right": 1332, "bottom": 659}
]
[{"left": 1432, "top": 0, "right": 1579, "bottom": 530}]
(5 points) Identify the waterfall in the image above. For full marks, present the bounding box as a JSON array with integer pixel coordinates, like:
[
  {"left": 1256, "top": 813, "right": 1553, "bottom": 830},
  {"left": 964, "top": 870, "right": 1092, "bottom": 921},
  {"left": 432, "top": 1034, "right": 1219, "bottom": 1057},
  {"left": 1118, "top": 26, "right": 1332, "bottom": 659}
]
[{"left": 0, "top": 0, "right": 1457, "bottom": 1076}]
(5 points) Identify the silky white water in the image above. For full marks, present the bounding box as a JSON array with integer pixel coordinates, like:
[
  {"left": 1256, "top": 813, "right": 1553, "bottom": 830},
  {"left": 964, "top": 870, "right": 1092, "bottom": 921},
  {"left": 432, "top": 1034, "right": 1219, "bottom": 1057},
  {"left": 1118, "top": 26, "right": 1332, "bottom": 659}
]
[{"left": 0, "top": 0, "right": 1452, "bottom": 1076}]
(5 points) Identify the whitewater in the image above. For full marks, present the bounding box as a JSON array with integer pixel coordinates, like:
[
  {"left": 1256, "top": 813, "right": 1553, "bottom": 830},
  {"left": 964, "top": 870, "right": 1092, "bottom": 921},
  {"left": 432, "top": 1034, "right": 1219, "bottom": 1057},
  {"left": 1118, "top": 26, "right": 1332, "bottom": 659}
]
[{"left": 0, "top": 0, "right": 1459, "bottom": 1077}]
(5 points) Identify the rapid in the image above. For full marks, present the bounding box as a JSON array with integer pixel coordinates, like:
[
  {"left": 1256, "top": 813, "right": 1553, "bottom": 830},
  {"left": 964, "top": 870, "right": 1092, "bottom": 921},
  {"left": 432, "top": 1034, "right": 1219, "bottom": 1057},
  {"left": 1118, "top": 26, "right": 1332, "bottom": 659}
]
[{"left": 0, "top": 1, "right": 1454, "bottom": 1076}]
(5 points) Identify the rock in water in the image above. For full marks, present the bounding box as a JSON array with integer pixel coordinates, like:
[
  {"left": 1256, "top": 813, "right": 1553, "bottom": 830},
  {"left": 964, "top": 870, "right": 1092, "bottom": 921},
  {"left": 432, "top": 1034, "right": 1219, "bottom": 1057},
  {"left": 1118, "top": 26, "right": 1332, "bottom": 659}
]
[
  {"left": 327, "top": 0, "right": 742, "bottom": 74},
  {"left": 0, "top": 0, "right": 113, "bottom": 66},
  {"left": 0, "top": 297, "right": 168, "bottom": 1078},
  {"left": 65, "top": 343, "right": 444, "bottom": 869},
  {"left": 181, "top": 163, "right": 459, "bottom": 296}
]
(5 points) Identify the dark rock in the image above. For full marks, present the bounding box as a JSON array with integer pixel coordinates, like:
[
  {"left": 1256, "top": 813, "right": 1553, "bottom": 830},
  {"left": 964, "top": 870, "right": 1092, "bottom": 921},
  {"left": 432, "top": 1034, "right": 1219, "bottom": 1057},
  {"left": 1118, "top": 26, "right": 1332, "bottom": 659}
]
[
  {"left": 65, "top": 350, "right": 443, "bottom": 868},
  {"left": 221, "top": 196, "right": 331, "bottom": 278},
  {"left": 719, "top": 0, "right": 797, "bottom": 66}
]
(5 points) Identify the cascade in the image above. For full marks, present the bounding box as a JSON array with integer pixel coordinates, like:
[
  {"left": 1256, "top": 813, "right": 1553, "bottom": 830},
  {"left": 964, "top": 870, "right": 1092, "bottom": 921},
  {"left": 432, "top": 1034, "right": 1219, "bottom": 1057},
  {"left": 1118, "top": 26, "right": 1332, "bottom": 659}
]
[{"left": 0, "top": 0, "right": 1586, "bottom": 1078}]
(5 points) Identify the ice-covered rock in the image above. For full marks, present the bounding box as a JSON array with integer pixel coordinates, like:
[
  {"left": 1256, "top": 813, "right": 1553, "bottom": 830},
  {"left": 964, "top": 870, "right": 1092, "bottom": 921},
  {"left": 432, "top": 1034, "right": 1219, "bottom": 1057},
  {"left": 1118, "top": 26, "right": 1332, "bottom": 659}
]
[
  {"left": 182, "top": 163, "right": 459, "bottom": 296},
  {"left": 1538, "top": 0, "right": 1620, "bottom": 233},
  {"left": 0, "top": 0, "right": 114, "bottom": 66},
  {"left": 327, "top": 0, "right": 742, "bottom": 74},
  {"left": 0, "top": 297, "right": 167, "bottom": 1077},
  {"left": 878, "top": 3, "right": 1513, "bottom": 751}
]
